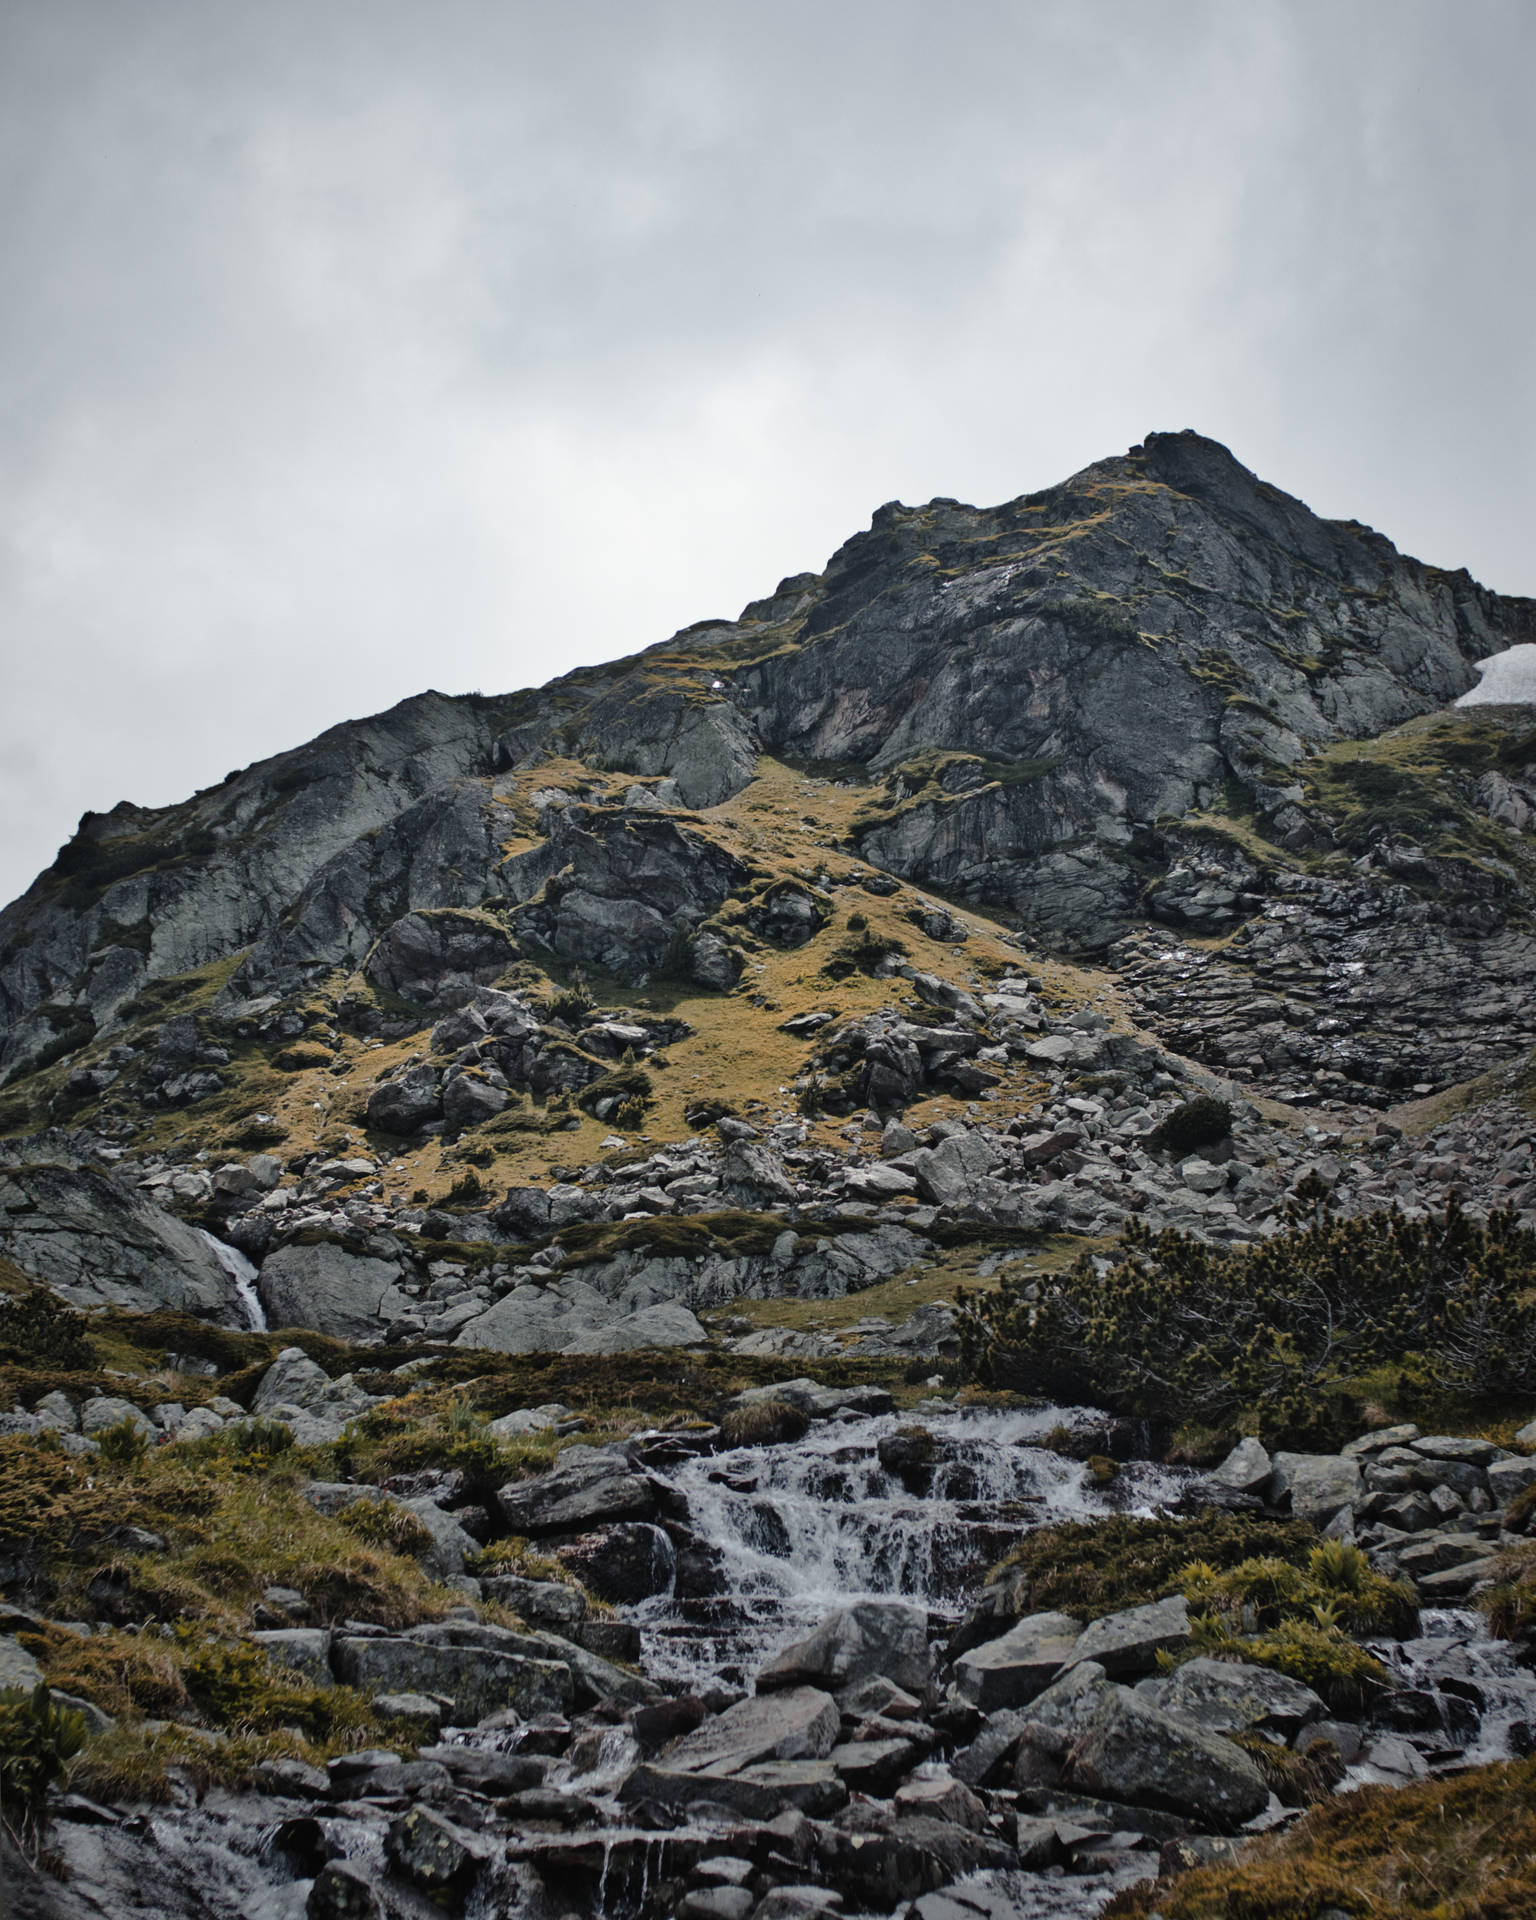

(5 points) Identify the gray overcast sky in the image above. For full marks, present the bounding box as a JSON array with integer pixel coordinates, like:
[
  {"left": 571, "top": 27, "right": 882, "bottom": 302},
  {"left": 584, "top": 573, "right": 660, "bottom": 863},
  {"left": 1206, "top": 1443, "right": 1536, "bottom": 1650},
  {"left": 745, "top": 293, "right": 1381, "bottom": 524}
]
[{"left": 2, "top": 0, "right": 1532, "bottom": 907}]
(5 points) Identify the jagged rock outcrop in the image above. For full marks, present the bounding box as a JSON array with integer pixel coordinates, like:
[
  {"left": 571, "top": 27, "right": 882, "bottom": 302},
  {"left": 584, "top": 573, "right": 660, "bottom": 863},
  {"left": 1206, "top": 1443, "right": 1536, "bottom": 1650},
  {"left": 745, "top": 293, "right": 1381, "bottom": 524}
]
[
  {"left": 5, "top": 429, "right": 1533, "bottom": 1082},
  {"left": 0, "top": 1147, "right": 249, "bottom": 1319}
]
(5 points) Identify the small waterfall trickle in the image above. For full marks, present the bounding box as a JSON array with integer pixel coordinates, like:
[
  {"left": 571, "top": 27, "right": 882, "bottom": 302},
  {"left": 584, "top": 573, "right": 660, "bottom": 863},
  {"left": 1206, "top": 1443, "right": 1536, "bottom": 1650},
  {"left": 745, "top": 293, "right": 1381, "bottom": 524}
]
[
  {"left": 198, "top": 1230, "right": 267, "bottom": 1331},
  {"left": 633, "top": 1404, "right": 1191, "bottom": 1688},
  {"left": 1365, "top": 1607, "right": 1536, "bottom": 1771}
]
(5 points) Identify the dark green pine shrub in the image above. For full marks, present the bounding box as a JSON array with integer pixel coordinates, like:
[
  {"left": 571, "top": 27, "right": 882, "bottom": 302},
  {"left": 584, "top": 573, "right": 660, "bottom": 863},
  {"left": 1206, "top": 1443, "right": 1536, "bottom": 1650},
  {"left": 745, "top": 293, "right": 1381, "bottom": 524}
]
[
  {"left": 958, "top": 1189, "right": 1536, "bottom": 1445},
  {"left": 1145, "top": 1094, "right": 1231, "bottom": 1154}
]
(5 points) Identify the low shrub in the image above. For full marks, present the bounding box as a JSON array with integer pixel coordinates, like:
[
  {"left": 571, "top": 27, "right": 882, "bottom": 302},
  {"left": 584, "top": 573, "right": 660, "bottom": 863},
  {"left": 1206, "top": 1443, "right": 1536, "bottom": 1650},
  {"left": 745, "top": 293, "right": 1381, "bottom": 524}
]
[
  {"left": 1229, "top": 1728, "right": 1345, "bottom": 1807},
  {"left": 0, "top": 1684, "right": 89, "bottom": 1840},
  {"left": 1181, "top": 1540, "right": 1418, "bottom": 1639},
  {"left": 1107, "top": 1754, "right": 1536, "bottom": 1919},
  {"left": 985, "top": 1512, "right": 1319, "bottom": 1622},
  {"left": 1145, "top": 1095, "right": 1231, "bottom": 1155},
  {"left": 272, "top": 1042, "right": 334, "bottom": 1072},
  {"left": 0, "top": 1289, "right": 95, "bottom": 1371},
  {"left": 95, "top": 1416, "right": 150, "bottom": 1469},
  {"left": 177, "top": 1631, "right": 373, "bottom": 1741},
  {"left": 335, "top": 1499, "right": 436, "bottom": 1560},
  {"left": 960, "top": 1193, "right": 1536, "bottom": 1444}
]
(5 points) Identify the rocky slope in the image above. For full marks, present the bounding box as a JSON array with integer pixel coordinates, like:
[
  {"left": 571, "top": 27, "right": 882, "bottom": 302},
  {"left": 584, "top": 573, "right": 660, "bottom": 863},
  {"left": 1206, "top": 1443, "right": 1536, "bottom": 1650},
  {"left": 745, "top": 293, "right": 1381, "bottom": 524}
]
[{"left": 5, "top": 431, "right": 1536, "bottom": 1920}]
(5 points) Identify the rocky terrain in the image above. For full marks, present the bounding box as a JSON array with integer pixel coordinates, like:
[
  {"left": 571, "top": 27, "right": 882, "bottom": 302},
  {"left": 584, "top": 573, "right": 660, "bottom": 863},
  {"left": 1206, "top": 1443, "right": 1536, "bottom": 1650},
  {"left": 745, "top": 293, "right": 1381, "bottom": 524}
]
[{"left": 3, "top": 431, "right": 1536, "bottom": 1919}]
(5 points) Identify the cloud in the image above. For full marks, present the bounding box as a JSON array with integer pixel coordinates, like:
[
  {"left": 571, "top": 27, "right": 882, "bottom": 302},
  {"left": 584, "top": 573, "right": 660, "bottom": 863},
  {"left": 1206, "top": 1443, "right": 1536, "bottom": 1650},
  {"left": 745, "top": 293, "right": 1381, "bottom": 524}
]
[{"left": 1, "top": 0, "right": 1532, "bottom": 905}]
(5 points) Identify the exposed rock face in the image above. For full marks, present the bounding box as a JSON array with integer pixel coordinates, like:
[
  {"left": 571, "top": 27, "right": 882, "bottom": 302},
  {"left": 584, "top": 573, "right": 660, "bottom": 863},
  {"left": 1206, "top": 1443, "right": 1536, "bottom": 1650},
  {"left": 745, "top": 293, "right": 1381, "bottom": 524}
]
[
  {"left": 362, "top": 908, "right": 518, "bottom": 1008},
  {"left": 256, "top": 1241, "right": 414, "bottom": 1342},
  {"left": 0, "top": 1153, "right": 247, "bottom": 1319},
  {"left": 6, "top": 429, "right": 1533, "bottom": 1081},
  {"left": 508, "top": 809, "right": 748, "bottom": 980}
]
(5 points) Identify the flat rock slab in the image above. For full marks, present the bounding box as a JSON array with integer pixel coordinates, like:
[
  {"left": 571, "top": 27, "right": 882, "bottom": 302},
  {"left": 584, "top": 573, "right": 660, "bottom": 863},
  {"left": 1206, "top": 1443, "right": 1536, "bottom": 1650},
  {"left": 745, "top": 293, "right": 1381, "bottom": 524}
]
[
  {"left": 952, "top": 1611, "right": 1083, "bottom": 1711},
  {"left": 661, "top": 1686, "right": 841, "bottom": 1773},
  {"left": 1068, "top": 1596, "right": 1192, "bottom": 1677},
  {"left": 332, "top": 1635, "right": 572, "bottom": 1721},
  {"left": 1138, "top": 1655, "right": 1324, "bottom": 1735},
  {"left": 621, "top": 1759, "right": 847, "bottom": 1820},
  {"left": 496, "top": 1449, "right": 657, "bottom": 1535},
  {"left": 758, "top": 1599, "right": 931, "bottom": 1696}
]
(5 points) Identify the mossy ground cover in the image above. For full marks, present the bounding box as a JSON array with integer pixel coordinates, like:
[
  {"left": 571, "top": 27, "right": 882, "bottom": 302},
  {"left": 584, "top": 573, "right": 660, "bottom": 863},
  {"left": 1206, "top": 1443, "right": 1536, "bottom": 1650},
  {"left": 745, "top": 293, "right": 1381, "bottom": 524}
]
[
  {"left": 1106, "top": 1751, "right": 1536, "bottom": 1919},
  {"left": 985, "top": 1511, "right": 1321, "bottom": 1622}
]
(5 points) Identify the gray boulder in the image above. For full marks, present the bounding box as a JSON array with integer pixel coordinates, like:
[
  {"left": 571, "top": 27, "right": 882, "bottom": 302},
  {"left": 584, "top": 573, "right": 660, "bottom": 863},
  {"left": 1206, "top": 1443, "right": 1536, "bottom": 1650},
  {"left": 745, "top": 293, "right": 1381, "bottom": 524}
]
[
  {"left": 1139, "top": 1655, "right": 1325, "bottom": 1736},
  {"left": 79, "top": 1395, "right": 157, "bottom": 1440},
  {"left": 951, "top": 1611, "right": 1083, "bottom": 1711},
  {"left": 655, "top": 1685, "right": 841, "bottom": 1773},
  {"left": 332, "top": 1629, "right": 573, "bottom": 1721},
  {"left": 1488, "top": 1456, "right": 1536, "bottom": 1505},
  {"left": 757, "top": 1600, "right": 931, "bottom": 1697},
  {"left": 1067, "top": 1596, "right": 1192, "bottom": 1677},
  {"left": 1204, "top": 1437, "right": 1272, "bottom": 1496},
  {"left": 441, "top": 1071, "right": 509, "bottom": 1130},
  {"left": 0, "top": 1158, "right": 250, "bottom": 1321},
  {"left": 399, "top": 1496, "right": 481, "bottom": 1581},
  {"left": 1065, "top": 1687, "right": 1269, "bottom": 1829},
  {"left": 479, "top": 1573, "right": 586, "bottom": 1632},
  {"left": 1268, "top": 1451, "right": 1363, "bottom": 1524},
  {"left": 619, "top": 1758, "right": 846, "bottom": 1821},
  {"left": 364, "top": 1064, "right": 444, "bottom": 1135},
  {"left": 551, "top": 1522, "right": 676, "bottom": 1602},
  {"left": 496, "top": 1446, "right": 658, "bottom": 1535},
  {"left": 256, "top": 1242, "right": 413, "bottom": 1342},
  {"left": 252, "top": 1347, "right": 372, "bottom": 1419}
]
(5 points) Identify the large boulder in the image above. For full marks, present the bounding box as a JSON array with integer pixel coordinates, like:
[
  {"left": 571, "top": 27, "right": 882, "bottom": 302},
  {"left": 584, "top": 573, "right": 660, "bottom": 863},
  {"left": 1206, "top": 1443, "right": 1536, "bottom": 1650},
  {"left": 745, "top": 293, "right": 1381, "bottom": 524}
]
[
  {"left": 252, "top": 1347, "right": 373, "bottom": 1420},
  {"left": 619, "top": 1758, "right": 846, "bottom": 1821},
  {"left": 256, "top": 1242, "right": 413, "bottom": 1342},
  {"left": 950, "top": 1612, "right": 1083, "bottom": 1712},
  {"left": 364, "top": 1064, "right": 444, "bottom": 1135},
  {"left": 1067, "top": 1596, "right": 1192, "bottom": 1677},
  {"left": 363, "top": 909, "right": 516, "bottom": 1007},
  {"left": 1268, "top": 1451, "right": 1363, "bottom": 1524},
  {"left": 1064, "top": 1686, "right": 1269, "bottom": 1830},
  {"left": 332, "top": 1626, "right": 573, "bottom": 1722},
  {"left": 656, "top": 1686, "right": 841, "bottom": 1773},
  {"left": 757, "top": 1601, "right": 931, "bottom": 1697},
  {"left": 0, "top": 1156, "right": 249, "bottom": 1321},
  {"left": 551, "top": 1523, "right": 676, "bottom": 1602},
  {"left": 1139, "top": 1656, "right": 1325, "bottom": 1737},
  {"left": 496, "top": 1447, "right": 658, "bottom": 1535},
  {"left": 1203, "top": 1437, "right": 1273, "bottom": 1496}
]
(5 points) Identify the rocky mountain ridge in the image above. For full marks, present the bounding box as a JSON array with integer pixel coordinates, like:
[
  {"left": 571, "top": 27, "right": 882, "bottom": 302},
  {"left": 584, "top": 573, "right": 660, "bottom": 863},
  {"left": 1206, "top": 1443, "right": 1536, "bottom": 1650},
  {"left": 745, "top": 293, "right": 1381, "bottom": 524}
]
[{"left": 5, "top": 428, "right": 1534, "bottom": 1079}]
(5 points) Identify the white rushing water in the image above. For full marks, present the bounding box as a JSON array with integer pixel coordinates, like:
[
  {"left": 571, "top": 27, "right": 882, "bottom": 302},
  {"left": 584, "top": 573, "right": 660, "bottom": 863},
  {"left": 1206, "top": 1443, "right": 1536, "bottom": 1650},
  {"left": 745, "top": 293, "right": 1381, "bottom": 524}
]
[
  {"left": 197, "top": 1230, "right": 267, "bottom": 1331},
  {"left": 632, "top": 1404, "right": 1192, "bottom": 1689}
]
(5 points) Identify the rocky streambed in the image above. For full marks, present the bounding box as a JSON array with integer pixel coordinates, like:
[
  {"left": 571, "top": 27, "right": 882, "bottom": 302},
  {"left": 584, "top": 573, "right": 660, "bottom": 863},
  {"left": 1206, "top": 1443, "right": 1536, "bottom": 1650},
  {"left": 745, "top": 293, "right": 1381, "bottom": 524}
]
[{"left": 10, "top": 1390, "right": 1536, "bottom": 1920}]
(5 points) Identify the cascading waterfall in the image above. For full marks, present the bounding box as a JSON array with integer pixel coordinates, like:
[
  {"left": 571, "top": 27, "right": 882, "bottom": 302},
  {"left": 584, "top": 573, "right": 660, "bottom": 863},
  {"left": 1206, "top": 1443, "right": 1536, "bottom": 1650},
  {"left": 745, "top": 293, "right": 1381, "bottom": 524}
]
[
  {"left": 198, "top": 1230, "right": 267, "bottom": 1331},
  {"left": 631, "top": 1405, "right": 1191, "bottom": 1688}
]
